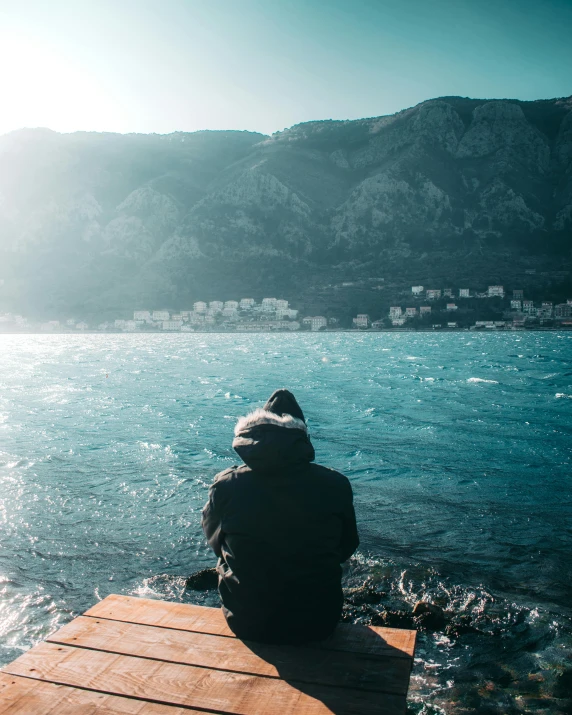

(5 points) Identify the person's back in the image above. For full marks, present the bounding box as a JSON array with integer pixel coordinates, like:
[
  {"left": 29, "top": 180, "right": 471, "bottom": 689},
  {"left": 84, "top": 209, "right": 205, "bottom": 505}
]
[{"left": 202, "top": 389, "right": 359, "bottom": 644}]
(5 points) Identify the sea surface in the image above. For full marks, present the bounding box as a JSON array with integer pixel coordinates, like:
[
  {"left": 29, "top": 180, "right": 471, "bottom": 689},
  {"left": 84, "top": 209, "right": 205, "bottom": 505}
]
[{"left": 0, "top": 332, "right": 571, "bottom": 713}]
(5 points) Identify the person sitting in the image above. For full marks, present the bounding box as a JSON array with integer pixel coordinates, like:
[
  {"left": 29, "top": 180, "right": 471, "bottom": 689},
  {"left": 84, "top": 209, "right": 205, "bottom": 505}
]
[{"left": 202, "top": 388, "right": 359, "bottom": 644}]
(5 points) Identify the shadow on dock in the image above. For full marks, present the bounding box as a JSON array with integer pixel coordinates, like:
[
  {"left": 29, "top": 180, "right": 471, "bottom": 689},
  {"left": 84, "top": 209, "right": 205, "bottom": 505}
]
[{"left": 242, "top": 623, "right": 413, "bottom": 714}]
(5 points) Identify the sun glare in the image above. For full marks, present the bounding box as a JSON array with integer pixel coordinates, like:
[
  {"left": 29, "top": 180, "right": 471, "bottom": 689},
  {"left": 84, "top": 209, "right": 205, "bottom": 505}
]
[{"left": 0, "top": 35, "right": 126, "bottom": 135}]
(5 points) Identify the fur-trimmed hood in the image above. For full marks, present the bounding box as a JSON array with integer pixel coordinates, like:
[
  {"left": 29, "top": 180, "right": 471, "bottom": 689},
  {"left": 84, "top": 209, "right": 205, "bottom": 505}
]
[
  {"left": 233, "top": 400, "right": 314, "bottom": 471},
  {"left": 234, "top": 408, "right": 308, "bottom": 437}
]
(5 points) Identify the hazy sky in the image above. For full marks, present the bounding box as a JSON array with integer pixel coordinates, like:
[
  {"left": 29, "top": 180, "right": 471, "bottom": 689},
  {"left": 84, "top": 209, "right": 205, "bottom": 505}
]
[{"left": 1, "top": 0, "right": 571, "bottom": 136}]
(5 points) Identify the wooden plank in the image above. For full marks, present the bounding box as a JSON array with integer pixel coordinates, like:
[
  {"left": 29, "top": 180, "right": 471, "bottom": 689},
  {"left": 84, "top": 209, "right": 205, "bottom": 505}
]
[
  {"left": 47, "top": 616, "right": 411, "bottom": 695},
  {"left": 0, "top": 673, "right": 191, "bottom": 714},
  {"left": 86, "top": 595, "right": 416, "bottom": 659},
  {"left": 85, "top": 595, "right": 235, "bottom": 637},
  {"left": 2, "top": 642, "right": 407, "bottom": 715}
]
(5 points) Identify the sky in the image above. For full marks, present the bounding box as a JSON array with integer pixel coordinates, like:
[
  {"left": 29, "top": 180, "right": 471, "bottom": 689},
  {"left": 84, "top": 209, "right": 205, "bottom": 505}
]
[{"left": 0, "top": 0, "right": 571, "bottom": 137}]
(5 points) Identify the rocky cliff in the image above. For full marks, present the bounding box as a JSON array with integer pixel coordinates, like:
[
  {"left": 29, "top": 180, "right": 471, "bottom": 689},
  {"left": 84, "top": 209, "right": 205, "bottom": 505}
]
[{"left": 0, "top": 95, "right": 571, "bottom": 316}]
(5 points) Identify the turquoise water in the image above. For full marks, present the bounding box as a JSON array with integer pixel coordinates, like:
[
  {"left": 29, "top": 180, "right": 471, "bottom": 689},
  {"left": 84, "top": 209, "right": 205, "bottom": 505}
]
[{"left": 0, "top": 332, "right": 571, "bottom": 713}]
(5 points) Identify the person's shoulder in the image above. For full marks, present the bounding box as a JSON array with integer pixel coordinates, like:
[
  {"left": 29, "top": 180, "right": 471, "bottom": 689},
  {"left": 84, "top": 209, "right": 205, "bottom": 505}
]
[
  {"left": 212, "top": 464, "right": 251, "bottom": 486},
  {"left": 310, "top": 463, "right": 352, "bottom": 488}
]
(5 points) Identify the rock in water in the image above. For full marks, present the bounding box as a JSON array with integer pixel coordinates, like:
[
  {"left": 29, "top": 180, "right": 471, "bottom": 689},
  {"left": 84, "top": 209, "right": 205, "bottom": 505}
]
[
  {"left": 412, "top": 601, "right": 447, "bottom": 629},
  {"left": 185, "top": 567, "right": 218, "bottom": 591}
]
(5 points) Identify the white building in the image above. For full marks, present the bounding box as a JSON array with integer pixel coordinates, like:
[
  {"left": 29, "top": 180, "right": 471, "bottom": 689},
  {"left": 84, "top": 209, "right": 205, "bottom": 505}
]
[
  {"left": 224, "top": 300, "right": 239, "bottom": 310},
  {"left": 275, "top": 299, "right": 289, "bottom": 310},
  {"left": 239, "top": 299, "right": 255, "bottom": 310},
  {"left": 446, "top": 303, "right": 458, "bottom": 311},
  {"left": 447, "top": 322, "right": 458, "bottom": 328},
  {"left": 539, "top": 302, "right": 553, "bottom": 318},
  {"left": 262, "top": 298, "right": 277, "bottom": 312},
  {"left": 555, "top": 303, "right": 572, "bottom": 318},
  {"left": 276, "top": 308, "right": 298, "bottom": 320},
  {"left": 459, "top": 289, "right": 470, "bottom": 298},
  {"left": 209, "top": 301, "right": 223, "bottom": 312},
  {"left": 153, "top": 310, "right": 170, "bottom": 321},
  {"left": 193, "top": 302, "right": 207, "bottom": 314},
  {"left": 162, "top": 320, "right": 183, "bottom": 330},
  {"left": 189, "top": 313, "right": 206, "bottom": 324},
  {"left": 426, "top": 290, "right": 441, "bottom": 300},
  {"left": 420, "top": 306, "right": 431, "bottom": 315},
  {"left": 522, "top": 300, "right": 535, "bottom": 314},
  {"left": 389, "top": 306, "right": 402, "bottom": 319},
  {"left": 443, "top": 288, "right": 453, "bottom": 298},
  {"left": 134, "top": 311, "right": 151, "bottom": 321},
  {"left": 392, "top": 318, "right": 406, "bottom": 326},
  {"left": 353, "top": 314, "right": 370, "bottom": 328},
  {"left": 405, "top": 307, "right": 417, "bottom": 318},
  {"left": 310, "top": 316, "right": 327, "bottom": 331},
  {"left": 487, "top": 286, "right": 504, "bottom": 298},
  {"left": 76, "top": 321, "right": 89, "bottom": 330},
  {"left": 222, "top": 307, "right": 238, "bottom": 318},
  {"left": 511, "top": 300, "right": 522, "bottom": 311},
  {"left": 122, "top": 321, "right": 137, "bottom": 331},
  {"left": 411, "top": 286, "right": 424, "bottom": 295}
]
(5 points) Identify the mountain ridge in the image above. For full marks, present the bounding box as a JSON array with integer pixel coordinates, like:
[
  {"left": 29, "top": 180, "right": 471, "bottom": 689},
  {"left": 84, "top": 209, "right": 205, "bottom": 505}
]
[{"left": 0, "top": 95, "right": 571, "bottom": 317}]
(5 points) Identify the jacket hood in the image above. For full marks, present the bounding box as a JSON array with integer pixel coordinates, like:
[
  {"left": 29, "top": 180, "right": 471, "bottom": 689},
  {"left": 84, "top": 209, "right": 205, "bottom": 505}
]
[
  {"left": 263, "top": 389, "right": 306, "bottom": 423},
  {"left": 232, "top": 407, "right": 315, "bottom": 471}
]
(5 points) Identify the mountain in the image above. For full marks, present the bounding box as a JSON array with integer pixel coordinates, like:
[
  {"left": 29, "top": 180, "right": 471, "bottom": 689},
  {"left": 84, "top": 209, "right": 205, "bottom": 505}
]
[{"left": 1, "top": 95, "right": 571, "bottom": 318}]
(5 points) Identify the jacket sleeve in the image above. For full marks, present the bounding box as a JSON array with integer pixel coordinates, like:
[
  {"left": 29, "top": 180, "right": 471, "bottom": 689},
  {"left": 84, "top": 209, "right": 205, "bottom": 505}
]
[
  {"left": 339, "top": 478, "right": 359, "bottom": 562},
  {"left": 201, "top": 480, "right": 224, "bottom": 558}
]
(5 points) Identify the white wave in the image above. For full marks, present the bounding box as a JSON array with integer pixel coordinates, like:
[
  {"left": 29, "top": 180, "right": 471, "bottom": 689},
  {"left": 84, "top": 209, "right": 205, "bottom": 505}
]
[
  {"left": 555, "top": 393, "right": 572, "bottom": 399},
  {"left": 467, "top": 377, "right": 499, "bottom": 384}
]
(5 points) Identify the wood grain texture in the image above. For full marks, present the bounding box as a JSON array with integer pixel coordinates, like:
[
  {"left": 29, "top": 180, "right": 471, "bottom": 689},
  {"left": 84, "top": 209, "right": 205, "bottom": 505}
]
[
  {"left": 86, "top": 595, "right": 416, "bottom": 659},
  {"left": 47, "top": 616, "right": 411, "bottom": 695},
  {"left": 2, "top": 642, "right": 407, "bottom": 715},
  {"left": 0, "top": 673, "right": 191, "bottom": 714}
]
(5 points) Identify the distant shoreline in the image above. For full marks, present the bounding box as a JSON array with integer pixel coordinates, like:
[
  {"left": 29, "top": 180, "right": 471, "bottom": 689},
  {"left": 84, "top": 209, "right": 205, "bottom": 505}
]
[{"left": 1, "top": 327, "right": 570, "bottom": 336}]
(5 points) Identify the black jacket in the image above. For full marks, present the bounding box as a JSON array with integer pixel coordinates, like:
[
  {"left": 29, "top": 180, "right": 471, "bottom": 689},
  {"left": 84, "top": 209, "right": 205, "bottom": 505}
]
[{"left": 202, "top": 391, "right": 359, "bottom": 644}]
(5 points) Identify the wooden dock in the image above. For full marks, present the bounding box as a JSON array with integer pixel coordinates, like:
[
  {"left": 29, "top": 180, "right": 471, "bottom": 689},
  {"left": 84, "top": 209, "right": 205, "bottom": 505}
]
[{"left": 0, "top": 594, "right": 416, "bottom": 714}]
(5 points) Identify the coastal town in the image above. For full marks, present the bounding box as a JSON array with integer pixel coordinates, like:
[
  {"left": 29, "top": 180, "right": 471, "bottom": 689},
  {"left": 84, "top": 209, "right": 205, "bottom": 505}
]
[{"left": 2, "top": 285, "right": 572, "bottom": 333}]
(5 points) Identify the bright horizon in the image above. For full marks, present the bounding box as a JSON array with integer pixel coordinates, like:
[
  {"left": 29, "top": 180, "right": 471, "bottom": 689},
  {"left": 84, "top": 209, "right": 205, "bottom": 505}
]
[{"left": 1, "top": 0, "right": 571, "bottom": 138}]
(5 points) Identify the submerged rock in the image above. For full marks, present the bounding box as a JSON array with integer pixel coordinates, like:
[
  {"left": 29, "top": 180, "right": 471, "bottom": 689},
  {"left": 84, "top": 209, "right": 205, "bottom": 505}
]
[
  {"left": 412, "top": 600, "right": 447, "bottom": 630},
  {"left": 371, "top": 609, "right": 416, "bottom": 629},
  {"left": 554, "top": 668, "right": 572, "bottom": 699},
  {"left": 345, "top": 582, "right": 384, "bottom": 606},
  {"left": 185, "top": 567, "right": 218, "bottom": 591}
]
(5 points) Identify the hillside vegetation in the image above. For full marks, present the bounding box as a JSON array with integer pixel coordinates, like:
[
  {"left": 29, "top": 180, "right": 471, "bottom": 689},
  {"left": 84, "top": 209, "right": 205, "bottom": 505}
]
[{"left": 1, "top": 95, "right": 571, "bottom": 317}]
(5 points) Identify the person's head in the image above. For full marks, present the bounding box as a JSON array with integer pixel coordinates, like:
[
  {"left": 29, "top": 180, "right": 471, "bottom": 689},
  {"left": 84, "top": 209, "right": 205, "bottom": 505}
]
[
  {"left": 263, "top": 388, "right": 305, "bottom": 423},
  {"left": 232, "top": 388, "right": 314, "bottom": 469}
]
